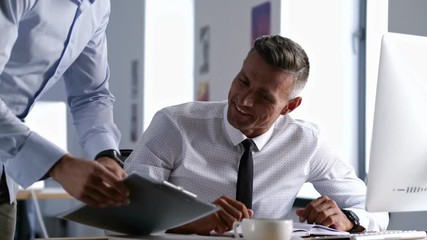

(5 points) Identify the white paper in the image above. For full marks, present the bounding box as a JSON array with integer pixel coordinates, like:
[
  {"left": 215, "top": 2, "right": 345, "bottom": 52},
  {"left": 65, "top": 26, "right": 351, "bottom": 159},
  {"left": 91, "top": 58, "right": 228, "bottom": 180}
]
[{"left": 292, "top": 223, "right": 350, "bottom": 236}]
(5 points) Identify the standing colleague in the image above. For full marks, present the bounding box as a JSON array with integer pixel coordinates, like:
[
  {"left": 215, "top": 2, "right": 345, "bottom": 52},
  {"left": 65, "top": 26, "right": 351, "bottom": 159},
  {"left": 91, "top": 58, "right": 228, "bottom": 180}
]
[
  {"left": 0, "top": 1, "right": 129, "bottom": 239},
  {"left": 125, "top": 35, "right": 389, "bottom": 235}
]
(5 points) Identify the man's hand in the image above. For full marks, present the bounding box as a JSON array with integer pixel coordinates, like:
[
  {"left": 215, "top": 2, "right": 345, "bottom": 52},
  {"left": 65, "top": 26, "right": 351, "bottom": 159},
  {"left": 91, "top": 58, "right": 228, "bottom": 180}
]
[
  {"left": 96, "top": 156, "right": 128, "bottom": 179},
  {"left": 167, "top": 195, "right": 254, "bottom": 235},
  {"left": 49, "top": 154, "right": 130, "bottom": 208},
  {"left": 295, "top": 195, "right": 353, "bottom": 231}
]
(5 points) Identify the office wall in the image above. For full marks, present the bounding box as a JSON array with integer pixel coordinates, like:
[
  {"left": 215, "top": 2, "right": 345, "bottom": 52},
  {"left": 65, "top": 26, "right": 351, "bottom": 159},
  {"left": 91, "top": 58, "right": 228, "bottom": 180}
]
[
  {"left": 194, "top": 0, "right": 282, "bottom": 101},
  {"left": 389, "top": 0, "right": 427, "bottom": 37},
  {"left": 385, "top": 0, "right": 427, "bottom": 231},
  {"left": 278, "top": 0, "right": 360, "bottom": 172},
  {"left": 143, "top": 0, "right": 194, "bottom": 130},
  {"left": 107, "top": 0, "right": 145, "bottom": 150}
]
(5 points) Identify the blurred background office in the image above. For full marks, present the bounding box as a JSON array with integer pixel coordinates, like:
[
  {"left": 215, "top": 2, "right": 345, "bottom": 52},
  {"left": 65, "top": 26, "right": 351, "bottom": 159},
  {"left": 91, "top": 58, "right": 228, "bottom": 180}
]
[{"left": 23, "top": 0, "right": 426, "bottom": 237}]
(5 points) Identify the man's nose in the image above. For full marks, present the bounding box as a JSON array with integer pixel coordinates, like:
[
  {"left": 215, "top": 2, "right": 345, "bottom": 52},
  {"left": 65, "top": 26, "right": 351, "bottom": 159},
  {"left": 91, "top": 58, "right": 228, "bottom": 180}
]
[{"left": 241, "top": 91, "right": 255, "bottom": 106}]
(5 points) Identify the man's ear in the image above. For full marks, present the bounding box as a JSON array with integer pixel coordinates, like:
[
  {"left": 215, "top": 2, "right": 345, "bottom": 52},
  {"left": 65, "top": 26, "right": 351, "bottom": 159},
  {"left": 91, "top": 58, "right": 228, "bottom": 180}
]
[{"left": 280, "top": 97, "right": 302, "bottom": 115}]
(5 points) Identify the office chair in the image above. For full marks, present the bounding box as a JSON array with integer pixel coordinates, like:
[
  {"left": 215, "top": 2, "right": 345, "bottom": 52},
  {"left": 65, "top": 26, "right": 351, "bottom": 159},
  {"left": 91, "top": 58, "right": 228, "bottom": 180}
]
[{"left": 119, "top": 149, "right": 133, "bottom": 161}]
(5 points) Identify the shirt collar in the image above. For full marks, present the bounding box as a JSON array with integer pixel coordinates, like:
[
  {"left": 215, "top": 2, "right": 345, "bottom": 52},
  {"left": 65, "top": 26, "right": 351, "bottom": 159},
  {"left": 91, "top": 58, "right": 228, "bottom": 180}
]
[{"left": 223, "top": 103, "right": 275, "bottom": 151}]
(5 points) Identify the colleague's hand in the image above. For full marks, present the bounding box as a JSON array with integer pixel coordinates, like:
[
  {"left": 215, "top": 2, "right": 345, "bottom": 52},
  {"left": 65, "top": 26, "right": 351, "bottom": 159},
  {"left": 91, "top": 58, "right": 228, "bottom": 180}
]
[
  {"left": 95, "top": 156, "right": 128, "bottom": 179},
  {"left": 49, "top": 154, "right": 130, "bottom": 208},
  {"left": 167, "top": 195, "right": 253, "bottom": 235},
  {"left": 295, "top": 195, "right": 353, "bottom": 231}
]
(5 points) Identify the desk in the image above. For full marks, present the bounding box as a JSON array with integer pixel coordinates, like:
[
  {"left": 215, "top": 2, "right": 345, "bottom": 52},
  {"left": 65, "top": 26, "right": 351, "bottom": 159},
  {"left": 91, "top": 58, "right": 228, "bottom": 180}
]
[
  {"left": 35, "top": 233, "right": 427, "bottom": 240},
  {"left": 17, "top": 187, "right": 72, "bottom": 200},
  {"left": 16, "top": 187, "right": 72, "bottom": 240},
  {"left": 44, "top": 234, "right": 427, "bottom": 240},
  {"left": 37, "top": 233, "right": 233, "bottom": 240}
]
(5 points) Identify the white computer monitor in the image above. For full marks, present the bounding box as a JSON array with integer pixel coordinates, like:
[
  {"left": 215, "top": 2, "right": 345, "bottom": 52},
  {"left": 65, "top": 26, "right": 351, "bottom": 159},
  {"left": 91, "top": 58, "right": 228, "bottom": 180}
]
[{"left": 366, "top": 32, "right": 427, "bottom": 212}]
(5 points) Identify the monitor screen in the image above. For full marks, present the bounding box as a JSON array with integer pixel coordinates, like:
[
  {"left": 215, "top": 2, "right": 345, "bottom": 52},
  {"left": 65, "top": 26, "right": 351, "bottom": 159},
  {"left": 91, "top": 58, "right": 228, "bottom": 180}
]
[{"left": 366, "top": 32, "right": 427, "bottom": 212}]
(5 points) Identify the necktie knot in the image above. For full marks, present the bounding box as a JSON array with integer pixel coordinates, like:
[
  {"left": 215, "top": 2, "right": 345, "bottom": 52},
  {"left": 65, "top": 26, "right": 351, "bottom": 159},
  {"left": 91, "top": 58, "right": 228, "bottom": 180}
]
[{"left": 242, "top": 139, "right": 254, "bottom": 151}]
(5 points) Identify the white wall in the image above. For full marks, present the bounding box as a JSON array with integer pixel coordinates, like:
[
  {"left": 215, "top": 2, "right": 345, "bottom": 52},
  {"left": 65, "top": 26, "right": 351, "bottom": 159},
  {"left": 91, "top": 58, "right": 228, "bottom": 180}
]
[
  {"left": 280, "top": 0, "right": 360, "bottom": 171},
  {"left": 143, "top": 0, "right": 194, "bottom": 130},
  {"left": 365, "top": 1, "right": 388, "bottom": 170}
]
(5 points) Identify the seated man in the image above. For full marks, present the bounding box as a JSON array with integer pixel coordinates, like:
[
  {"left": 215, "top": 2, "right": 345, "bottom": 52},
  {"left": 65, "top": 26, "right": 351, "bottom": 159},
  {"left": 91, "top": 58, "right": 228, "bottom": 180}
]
[{"left": 124, "top": 35, "right": 389, "bottom": 235}]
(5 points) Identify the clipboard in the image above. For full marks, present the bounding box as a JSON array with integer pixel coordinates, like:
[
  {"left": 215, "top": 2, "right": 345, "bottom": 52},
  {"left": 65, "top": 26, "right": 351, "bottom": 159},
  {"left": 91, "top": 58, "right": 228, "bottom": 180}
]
[{"left": 58, "top": 173, "right": 220, "bottom": 235}]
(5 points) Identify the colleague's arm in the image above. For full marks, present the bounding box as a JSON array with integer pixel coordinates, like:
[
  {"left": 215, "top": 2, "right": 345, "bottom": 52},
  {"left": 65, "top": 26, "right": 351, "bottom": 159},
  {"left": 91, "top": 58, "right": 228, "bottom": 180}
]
[
  {"left": 62, "top": 0, "right": 127, "bottom": 180},
  {"left": 59, "top": 0, "right": 129, "bottom": 206},
  {"left": 63, "top": 0, "right": 120, "bottom": 160},
  {"left": 0, "top": 0, "right": 68, "bottom": 189},
  {"left": 0, "top": 0, "right": 129, "bottom": 208},
  {"left": 167, "top": 195, "right": 253, "bottom": 235}
]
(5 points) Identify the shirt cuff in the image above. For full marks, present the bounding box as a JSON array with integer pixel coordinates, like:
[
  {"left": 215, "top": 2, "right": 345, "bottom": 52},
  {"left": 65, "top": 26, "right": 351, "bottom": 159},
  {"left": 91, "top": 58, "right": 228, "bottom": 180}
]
[
  {"left": 350, "top": 208, "right": 389, "bottom": 232},
  {"left": 83, "top": 132, "right": 120, "bottom": 160},
  {"left": 5, "top": 132, "right": 66, "bottom": 188}
]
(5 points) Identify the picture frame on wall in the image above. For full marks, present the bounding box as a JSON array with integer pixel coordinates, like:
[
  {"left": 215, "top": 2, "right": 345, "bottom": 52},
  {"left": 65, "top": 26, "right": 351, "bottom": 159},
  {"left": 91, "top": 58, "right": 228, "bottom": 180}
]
[{"left": 251, "top": 1, "right": 271, "bottom": 43}]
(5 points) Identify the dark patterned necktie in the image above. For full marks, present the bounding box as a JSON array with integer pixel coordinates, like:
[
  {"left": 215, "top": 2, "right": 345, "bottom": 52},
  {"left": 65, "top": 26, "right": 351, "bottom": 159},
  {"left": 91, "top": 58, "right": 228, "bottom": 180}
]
[{"left": 236, "top": 139, "right": 254, "bottom": 209}]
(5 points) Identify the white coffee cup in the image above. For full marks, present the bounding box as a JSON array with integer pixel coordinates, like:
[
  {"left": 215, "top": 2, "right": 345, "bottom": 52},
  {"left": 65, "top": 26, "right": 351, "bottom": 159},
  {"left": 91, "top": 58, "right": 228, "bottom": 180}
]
[{"left": 233, "top": 218, "right": 293, "bottom": 240}]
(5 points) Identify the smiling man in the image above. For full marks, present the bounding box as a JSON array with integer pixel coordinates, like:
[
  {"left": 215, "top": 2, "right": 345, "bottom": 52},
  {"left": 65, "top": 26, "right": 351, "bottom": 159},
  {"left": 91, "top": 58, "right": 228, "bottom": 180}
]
[{"left": 124, "top": 35, "right": 388, "bottom": 235}]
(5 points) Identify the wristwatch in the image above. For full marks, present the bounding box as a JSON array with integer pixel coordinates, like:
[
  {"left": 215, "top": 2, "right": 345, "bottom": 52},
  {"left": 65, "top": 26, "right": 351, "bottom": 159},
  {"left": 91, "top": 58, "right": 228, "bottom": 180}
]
[
  {"left": 341, "top": 209, "right": 364, "bottom": 233},
  {"left": 95, "top": 149, "right": 124, "bottom": 168}
]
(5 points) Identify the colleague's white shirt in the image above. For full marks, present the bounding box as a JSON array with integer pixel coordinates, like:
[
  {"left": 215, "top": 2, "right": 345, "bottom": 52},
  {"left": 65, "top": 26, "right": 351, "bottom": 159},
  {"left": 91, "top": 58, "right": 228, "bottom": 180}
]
[
  {"left": 0, "top": 0, "right": 120, "bottom": 202},
  {"left": 125, "top": 101, "right": 389, "bottom": 231}
]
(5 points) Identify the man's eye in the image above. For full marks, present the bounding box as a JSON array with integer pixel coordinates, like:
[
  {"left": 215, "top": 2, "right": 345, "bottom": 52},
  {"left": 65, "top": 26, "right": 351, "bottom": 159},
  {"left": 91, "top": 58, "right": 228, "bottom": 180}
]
[
  {"left": 239, "top": 78, "right": 249, "bottom": 85},
  {"left": 262, "top": 95, "right": 270, "bottom": 101},
  {"left": 260, "top": 93, "right": 272, "bottom": 102}
]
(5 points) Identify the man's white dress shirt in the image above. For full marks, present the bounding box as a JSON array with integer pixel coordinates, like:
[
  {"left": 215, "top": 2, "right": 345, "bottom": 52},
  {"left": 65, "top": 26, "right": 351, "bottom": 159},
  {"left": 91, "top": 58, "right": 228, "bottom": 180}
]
[{"left": 124, "top": 101, "right": 389, "bottom": 232}]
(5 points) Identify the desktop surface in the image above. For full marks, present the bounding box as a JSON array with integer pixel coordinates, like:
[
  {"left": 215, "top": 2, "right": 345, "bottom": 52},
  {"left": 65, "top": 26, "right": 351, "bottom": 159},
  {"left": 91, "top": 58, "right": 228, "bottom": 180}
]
[
  {"left": 35, "top": 231, "right": 427, "bottom": 240},
  {"left": 17, "top": 187, "right": 72, "bottom": 200},
  {"left": 306, "top": 231, "right": 426, "bottom": 240},
  {"left": 36, "top": 233, "right": 234, "bottom": 240}
]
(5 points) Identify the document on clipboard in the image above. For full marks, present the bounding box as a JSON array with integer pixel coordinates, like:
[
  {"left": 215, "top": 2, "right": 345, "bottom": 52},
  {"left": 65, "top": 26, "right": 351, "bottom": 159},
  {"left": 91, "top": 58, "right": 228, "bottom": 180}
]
[{"left": 58, "top": 173, "right": 220, "bottom": 236}]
